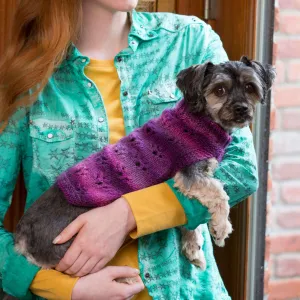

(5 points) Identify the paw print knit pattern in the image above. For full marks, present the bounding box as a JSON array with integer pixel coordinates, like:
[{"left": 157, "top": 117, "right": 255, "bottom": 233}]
[{"left": 56, "top": 100, "right": 232, "bottom": 207}]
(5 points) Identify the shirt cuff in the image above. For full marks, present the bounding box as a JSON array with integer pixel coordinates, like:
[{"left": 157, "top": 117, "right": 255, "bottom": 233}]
[
  {"left": 30, "top": 269, "right": 79, "bottom": 300},
  {"left": 123, "top": 183, "right": 187, "bottom": 239}
]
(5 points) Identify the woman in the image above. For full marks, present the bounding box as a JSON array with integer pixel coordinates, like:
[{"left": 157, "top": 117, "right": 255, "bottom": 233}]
[{"left": 0, "top": 0, "right": 258, "bottom": 299}]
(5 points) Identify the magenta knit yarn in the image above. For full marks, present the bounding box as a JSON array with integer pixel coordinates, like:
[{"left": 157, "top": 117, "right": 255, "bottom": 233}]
[{"left": 56, "top": 100, "right": 232, "bottom": 207}]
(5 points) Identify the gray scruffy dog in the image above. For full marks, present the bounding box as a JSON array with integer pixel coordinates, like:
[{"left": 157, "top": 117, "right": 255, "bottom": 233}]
[{"left": 15, "top": 56, "right": 275, "bottom": 273}]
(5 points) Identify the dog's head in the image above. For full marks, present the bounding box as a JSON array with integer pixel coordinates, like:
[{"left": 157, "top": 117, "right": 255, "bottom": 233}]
[{"left": 176, "top": 56, "right": 276, "bottom": 130}]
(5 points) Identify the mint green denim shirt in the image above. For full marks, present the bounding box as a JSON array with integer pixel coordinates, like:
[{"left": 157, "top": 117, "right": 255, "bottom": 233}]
[{"left": 0, "top": 11, "right": 258, "bottom": 300}]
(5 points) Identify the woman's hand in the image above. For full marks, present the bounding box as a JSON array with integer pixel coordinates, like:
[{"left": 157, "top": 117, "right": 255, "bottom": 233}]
[
  {"left": 72, "top": 266, "right": 144, "bottom": 300},
  {"left": 53, "top": 197, "right": 136, "bottom": 277}
]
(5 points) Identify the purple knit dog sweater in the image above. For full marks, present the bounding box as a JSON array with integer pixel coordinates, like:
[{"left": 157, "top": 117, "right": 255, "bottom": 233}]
[{"left": 56, "top": 100, "right": 232, "bottom": 207}]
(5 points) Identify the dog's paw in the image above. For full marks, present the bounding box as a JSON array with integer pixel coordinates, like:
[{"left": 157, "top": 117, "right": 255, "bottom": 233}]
[
  {"left": 116, "top": 277, "right": 139, "bottom": 284},
  {"left": 209, "top": 219, "right": 233, "bottom": 247},
  {"left": 181, "top": 238, "right": 206, "bottom": 270},
  {"left": 182, "top": 243, "right": 207, "bottom": 270}
]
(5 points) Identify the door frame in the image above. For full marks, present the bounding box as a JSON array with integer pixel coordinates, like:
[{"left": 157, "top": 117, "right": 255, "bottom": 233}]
[{"left": 247, "top": 1, "right": 275, "bottom": 299}]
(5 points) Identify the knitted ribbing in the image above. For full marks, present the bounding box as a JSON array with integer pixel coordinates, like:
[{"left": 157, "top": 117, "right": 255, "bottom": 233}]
[{"left": 56, "top": 100, "right": 232, "bottom": 207}]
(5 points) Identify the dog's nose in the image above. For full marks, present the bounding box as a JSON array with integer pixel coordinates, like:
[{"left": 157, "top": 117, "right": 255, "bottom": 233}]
[{"left": 234, "top": 104, "right": 248, "bottom": 115}]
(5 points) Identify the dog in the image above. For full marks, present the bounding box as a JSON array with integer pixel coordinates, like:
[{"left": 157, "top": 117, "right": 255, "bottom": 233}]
[{"left": 14, "top": 56, "right": 275, "bottom": 273}]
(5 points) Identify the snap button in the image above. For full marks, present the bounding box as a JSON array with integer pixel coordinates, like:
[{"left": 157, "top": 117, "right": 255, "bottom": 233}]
[
  {"left": 145, "top": 273, "right": 150, "bottom": 279},
  {"left": 117, "top": 57, "right": 122, "bottom": 62},
  {"left": 123, "top": 91, "right": 128, "bottom": 96},
  {"left": 170, "top": 94, "right": 175, "bottom": 99},
  {"left": 98, "top": 117, "right": 104, "bottom": 123},
  {"left": 47, "top": 133, "right": 53, "bottom": 139},
  {"left": 87, "top": 82, "right": 92, "bottom": 88},
  {"left": 82, "top": 58, "right": 87, "bottom": 63}
]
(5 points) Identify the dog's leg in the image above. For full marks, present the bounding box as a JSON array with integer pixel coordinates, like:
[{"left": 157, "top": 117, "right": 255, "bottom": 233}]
[
  {"left": 174, "top": 158, "right": 232, "bottom": 248},
  {"left": 181, "top": 226, "right": 206, "bottom": 270}
]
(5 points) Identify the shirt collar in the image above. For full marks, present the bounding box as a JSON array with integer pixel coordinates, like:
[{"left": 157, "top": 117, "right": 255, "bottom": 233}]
[{"left": 62, "top": 9, "right": 184, "bottom": 66}]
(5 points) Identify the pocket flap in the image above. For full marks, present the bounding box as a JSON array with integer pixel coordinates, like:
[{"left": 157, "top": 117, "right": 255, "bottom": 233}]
[{"left": 29, "top": 118, "right": 74, "bottom": 143}]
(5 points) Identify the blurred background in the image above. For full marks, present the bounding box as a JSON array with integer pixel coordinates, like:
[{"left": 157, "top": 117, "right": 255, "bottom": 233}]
[{"left": 0, "top": 1, "right": 299, "bottom": 300}]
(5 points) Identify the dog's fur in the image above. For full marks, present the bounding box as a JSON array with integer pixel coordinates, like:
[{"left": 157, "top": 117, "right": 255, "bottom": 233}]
[{"left": 14, "top": 57, "right": 275, "bottom": 273}]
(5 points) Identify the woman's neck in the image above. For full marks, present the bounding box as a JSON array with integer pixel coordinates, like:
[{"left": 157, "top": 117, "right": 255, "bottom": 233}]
[{"left": 76, "top": 2, "right": 131, "bottom": 60}]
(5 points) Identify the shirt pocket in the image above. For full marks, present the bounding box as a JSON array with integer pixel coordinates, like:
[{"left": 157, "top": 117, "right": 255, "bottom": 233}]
[
  {"left": 139, "top": 80, "right": 182, "bottom": 125},
  {"left": 29, "top": 118, "right": 75, "bottom": 184}
]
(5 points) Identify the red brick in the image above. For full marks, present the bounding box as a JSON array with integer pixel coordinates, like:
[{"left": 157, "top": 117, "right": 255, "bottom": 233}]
[
  {"left": 272, "top": 161, "right": 300, "bottom": 180},
  {"left": 277, "top": 38, "right": 300, "bottom": 59},
  {"left": 270, "top": 234, "right": 300, "bottom": 254},
  {"left": 269, "top": 138, "right": 274, "bottom": 161},
  {"left": 265, "top": 236, "right": 271, "bottom": 262},
  {"left": 279, "top": 0, "right": 300, "bottom": 9},
  {"left": 269, "top": 279, "right": 300, "bottom": 300},
  {"left": 274, "top": 60, "right": 285, "bottom": 84},
  {"left": 282, "top": 108, "right": 300, "bottom": 129},
  {"left": 272, "top": 132, "right": 300, "bottom": 154},
  {"left": 274, "top": 86, "right": 300, "bottom": 107},
  {"left": 277, "top": 208, "right": 300, "bottom": 228},
  {"left": 264, "top": 269, "right": 270, "bottom": 294},
  {"left": 270, "top": 108, "right": 281, "bottom": 131},
  {"left": 274, "top": 6, "right": 280, "bottom": 32},
  {"left": 287, "top": 60, "right": 300, "bottom": 82},
  {"left": 280, "top": 14, "right": 300, "bottom": 34},
  {"left": 268, "top": 176, "right": 273, "bottom": 192},
  {"left": 281, "top": 182, "right": 300, "bottom": 203},
  {"left": 276, "top": 255, "right": 300, "bottom": 277}
]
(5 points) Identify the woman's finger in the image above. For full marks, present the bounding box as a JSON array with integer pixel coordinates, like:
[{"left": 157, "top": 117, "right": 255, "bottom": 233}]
[
  {"left": 118, "top": 278, "right": 145, "bottom": 298},
  {"left": 53, "top": 215, "right": 85, "bottom": 245},
  {"left": 75, "top": 257, "right": 99, "bottom": 277},
  {"left": 90, "top": 258, "right": 106, "bottom": 274},
  {"left": 107, "top": 266, "right": 140, "bottom": 279},
  {"left": 55, "top": 242, "right": 82, "bottom": 272},
  {"left": 64, "top": 252, "right": 90, "bottom": 275}
]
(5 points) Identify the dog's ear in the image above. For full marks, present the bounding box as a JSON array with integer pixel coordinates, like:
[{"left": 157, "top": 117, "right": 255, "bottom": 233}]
[
  {"left": 176, "top": 62, "right": 214, "bottom": 111},
  {"left": 240, "top": 56, "right": 276, "bottom": 104}
]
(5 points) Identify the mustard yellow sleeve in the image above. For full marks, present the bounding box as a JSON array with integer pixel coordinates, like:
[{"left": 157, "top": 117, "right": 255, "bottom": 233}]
[
  {"left": 123, "top": 183, "right": 187, "bottom": 239},
  {"left": 30, "top": 269, "right": 79, "bottom": 300}
]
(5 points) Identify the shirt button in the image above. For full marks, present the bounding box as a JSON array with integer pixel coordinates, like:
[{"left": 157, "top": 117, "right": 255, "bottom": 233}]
[
  {"left": 170, "top": 94, "right": 175, "bottom": 99},
  {"left": 117, "top": 57, "right": 122, "bottom": 62},
  {"left": 82, "top": 58, "right": 87, "bottom": 63},
  {"left": 98, "top": 117, "right": 104, "bottom": 123},
  {"left": 47, "top": 133, "right": 53, "bottom": 139},
  {"left": 145, "top": 273, "right": 150, "bottom": 279},
  {"left": 87, "top": 82, "right": 92, "bottom": 88},
  {"left": 123, "top": 91, "right": 128, "bottom": 96}
]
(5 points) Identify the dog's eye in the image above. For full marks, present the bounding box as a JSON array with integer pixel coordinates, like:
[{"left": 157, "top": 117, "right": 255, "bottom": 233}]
[
  {"left": 245, "top": 84, "right": 255, "bottom": 94},
  {"left": 214, "top": 86, "right": 227, "bottom": 97}
]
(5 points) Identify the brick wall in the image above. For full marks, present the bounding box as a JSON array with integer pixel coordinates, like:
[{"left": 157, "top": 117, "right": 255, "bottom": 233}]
[{"left": 265, "top": 0, "right": 300, "bottom": 299}]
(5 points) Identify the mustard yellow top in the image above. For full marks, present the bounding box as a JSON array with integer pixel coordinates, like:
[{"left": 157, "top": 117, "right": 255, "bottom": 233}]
[{"left": 30, "top": 59, "right": 186, "bottom": 300}]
